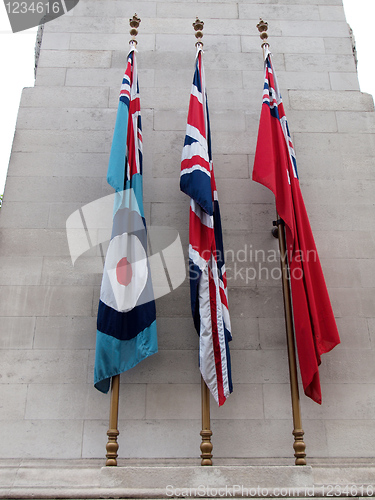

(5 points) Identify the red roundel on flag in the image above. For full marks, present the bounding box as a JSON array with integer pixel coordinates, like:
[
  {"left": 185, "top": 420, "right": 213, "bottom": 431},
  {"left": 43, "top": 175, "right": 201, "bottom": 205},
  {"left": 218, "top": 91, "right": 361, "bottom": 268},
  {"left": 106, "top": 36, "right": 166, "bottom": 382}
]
[
  {"left": 100, "top": 232, "right": 148, "bottom": 313},
  {"left": 116, "top": 257, "right": 133, "bottom": 286}
]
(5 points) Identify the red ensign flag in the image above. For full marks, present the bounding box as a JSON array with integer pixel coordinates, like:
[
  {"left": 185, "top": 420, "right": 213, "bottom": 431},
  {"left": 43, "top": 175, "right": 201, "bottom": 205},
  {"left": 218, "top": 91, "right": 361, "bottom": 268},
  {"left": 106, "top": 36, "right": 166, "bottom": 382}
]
[{"left": 253, "top": 47, "right": 340, "bottom": 404}]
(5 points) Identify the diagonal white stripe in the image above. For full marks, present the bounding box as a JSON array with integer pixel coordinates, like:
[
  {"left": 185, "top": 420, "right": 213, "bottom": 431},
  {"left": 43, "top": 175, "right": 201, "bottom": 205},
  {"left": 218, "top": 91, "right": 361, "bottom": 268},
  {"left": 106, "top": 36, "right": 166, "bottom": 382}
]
[
  {"left": 181, "top": 140, "right": 209, "bottom": 163},
  {"left": 185, "top": 124, "right": 206, "bottom": 147},
  {"left": 180, "top": 164, "right": 210, "bottom": 178},
  {"left": 190, "top": 199, "right": 213, "bottom": 228},
  {"left": 191, "top": 84, "right": 203, "bottom": 105},
  {"left": 189, "top": 244, "right": 207, "bottom": 272}
]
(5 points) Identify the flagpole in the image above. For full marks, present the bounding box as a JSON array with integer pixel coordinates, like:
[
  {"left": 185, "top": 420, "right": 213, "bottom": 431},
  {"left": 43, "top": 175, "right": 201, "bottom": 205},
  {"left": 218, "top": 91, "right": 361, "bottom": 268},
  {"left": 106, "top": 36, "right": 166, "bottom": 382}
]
[
  {"left": 276, "top": 218, "right": 307, "bottom": 465},
  {"left": 256, "top": 19, "right": 306, "bottom": 466},
  {"left": 104, "top": 14, "right": 142, "bottom": 467},
  {"left": 191, "top": 17, "right": 213, "bottom": 467}
]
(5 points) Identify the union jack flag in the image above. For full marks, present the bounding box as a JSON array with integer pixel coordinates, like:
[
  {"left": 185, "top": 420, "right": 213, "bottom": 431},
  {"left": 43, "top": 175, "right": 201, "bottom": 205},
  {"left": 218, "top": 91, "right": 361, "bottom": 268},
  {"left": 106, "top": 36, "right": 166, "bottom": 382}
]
[
  {"left": 107, "top": 48, "right": 143, "bottom": 191},
  {"left": 253, "top": 46, "right": 340, "bottom": 404},
  {"left": 94, "top": 46, "right": 157, "bottom": 394},
  {"left": 180, "top": 47, "right": 232, "bottom": 406}
]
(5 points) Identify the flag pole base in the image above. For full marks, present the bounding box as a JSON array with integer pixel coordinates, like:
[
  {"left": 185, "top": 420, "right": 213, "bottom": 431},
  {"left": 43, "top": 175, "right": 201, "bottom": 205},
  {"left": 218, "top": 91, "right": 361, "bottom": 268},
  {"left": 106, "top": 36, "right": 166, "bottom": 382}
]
[
  {"left": 105, "top": 375, "right": 120, "bottom": 467},
  {"left": 200, "top": 377, "right": 213, "bottom": 466},
  {"left": 200, "top": 429, "right": 213, "bottom": 466},
  {"left": 106, "top": 429, "right": 119, "bottom": 466},
  {"left": 276, "top": 214, "right": 307, "bottom": 466},
  {"left": 293, "top": 429, "right": 307, "bottom": 465}
]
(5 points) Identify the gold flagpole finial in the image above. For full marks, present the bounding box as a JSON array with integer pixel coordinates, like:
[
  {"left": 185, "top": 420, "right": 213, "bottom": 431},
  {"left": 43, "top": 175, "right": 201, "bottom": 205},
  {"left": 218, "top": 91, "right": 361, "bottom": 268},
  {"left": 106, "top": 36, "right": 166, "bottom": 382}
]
[
  {"left": 193, "top": 17, "right": 204, "bottom": 47},
  {"left": 129, "top": 13, "right": 141, "bottom": 45},
  {"left": 257, "top": 18, "right": 269, "bottom": 48}
]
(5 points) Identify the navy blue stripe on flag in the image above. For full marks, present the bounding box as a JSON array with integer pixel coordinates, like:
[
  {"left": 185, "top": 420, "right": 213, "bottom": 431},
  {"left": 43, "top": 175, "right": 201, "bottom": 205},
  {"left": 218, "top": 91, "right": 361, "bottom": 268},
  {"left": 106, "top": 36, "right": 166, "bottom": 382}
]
[
  {"left": 205, "top": 100, "right": 212, "bottom": 162},
  {"left": 224, "top": 326, "right": 233, "bottom": 393},
  {"left": 184, "top": 135, "right": 199, "bottom": 147},
  {"left": 180, "top": 170, "right": 213, "bottom": 216},
  {"left": 213, "top": 199, "right": 224, "bottom": 281},
  {"left": 120, "top": 95, "right": 130, "bottom": 106},
  {"left": 189, "top": 259, "right": 202, "bottom": 335},
  {"left": 97, "top": 298, "right": 156, "bottom": 342},
  {"left": 269, "top": 106, "right": 280, "bottom": 120},
  {"left": 193, "top": 66, "right": 202, "bottom": 93}
]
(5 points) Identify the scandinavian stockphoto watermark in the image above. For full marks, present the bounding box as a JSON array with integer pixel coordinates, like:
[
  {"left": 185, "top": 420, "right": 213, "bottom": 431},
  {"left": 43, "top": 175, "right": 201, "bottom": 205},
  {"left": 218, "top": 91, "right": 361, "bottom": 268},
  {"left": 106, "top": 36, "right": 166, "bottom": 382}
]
[
  {"left": 3, "top": 0, "right": 79, "bottom": 33},
  {"left": 189, "top": 245, "right": 318, "bottom": 285},
  {"left": 66, "top": 191, "right": 316, "bottom": 307},
  {"left": 224, "top": 245, "right": 317, "bottom": 284},
  {"left": 65, "top": 190, "right": 186, "bottom": 306}
]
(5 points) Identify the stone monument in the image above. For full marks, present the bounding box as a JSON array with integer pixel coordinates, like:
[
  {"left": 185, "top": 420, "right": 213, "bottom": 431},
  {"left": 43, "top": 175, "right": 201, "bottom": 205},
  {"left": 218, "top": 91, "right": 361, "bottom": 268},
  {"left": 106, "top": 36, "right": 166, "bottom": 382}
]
[{"left": 0, "top": 0, "right": 374, "bottom": 495}]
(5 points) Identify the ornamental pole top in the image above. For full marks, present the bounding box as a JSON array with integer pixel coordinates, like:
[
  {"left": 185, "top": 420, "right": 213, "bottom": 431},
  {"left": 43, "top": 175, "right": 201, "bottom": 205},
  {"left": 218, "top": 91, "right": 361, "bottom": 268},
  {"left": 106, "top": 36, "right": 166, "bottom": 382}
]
[
  {"left": 129, "top": 14, "right": 141, "bottom": 45},
  {"left": 193, "top": 17, "right": 204, "bottom": 47},
  {"left": 257, "top": 18, "right": 269, "bottom": 48}
]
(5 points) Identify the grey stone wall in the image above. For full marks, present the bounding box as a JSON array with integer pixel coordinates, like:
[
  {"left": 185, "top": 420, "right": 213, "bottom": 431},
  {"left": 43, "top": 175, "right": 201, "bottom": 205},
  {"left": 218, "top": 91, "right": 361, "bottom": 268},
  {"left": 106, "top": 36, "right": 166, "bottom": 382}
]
[{"left": 0, "top": 0, "right": 374, "bottom": 460}]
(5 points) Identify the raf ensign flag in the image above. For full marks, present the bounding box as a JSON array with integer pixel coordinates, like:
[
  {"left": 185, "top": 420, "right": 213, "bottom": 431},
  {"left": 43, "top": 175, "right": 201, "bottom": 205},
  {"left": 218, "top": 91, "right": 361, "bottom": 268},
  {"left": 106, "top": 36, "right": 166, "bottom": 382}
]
[
  {"left": 94, "top": 46, "right": 157, "bottom": 393},
  {"left": 253, "top": 46, "right": 340, "bottom": 404},
  {"left": 180, "top": 47, "right": 233, "bottom": 406}
]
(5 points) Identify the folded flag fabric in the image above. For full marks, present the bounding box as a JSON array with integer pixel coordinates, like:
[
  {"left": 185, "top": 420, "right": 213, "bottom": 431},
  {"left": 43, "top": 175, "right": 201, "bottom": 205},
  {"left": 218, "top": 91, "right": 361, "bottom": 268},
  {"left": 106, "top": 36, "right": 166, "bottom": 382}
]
[
  {"left": 94, "top": 46, "right": 157, "bottom": 394},
  {"left": 252, "top": 46, "right": 340, "bottom": 404},
  {"left": 180, "top": 47, "right": 233, "bottom": 406}
]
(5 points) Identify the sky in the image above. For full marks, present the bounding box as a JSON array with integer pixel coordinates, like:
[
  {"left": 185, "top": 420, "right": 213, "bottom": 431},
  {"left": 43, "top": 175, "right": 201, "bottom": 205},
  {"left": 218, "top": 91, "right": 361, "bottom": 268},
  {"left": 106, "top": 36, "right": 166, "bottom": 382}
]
[{"left": 0, "top": 1, "right": 374, "bottom": 194}]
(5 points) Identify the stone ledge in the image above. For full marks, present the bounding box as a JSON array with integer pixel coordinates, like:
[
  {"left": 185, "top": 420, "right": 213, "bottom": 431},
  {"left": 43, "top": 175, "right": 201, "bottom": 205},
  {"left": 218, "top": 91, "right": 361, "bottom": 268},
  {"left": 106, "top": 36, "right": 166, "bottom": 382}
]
[
  {"left": 101, "top": 465, "right": 313, "bottom": 490},
  {"left": 0, "top": 461, "right": 374, "bottom": 499}
]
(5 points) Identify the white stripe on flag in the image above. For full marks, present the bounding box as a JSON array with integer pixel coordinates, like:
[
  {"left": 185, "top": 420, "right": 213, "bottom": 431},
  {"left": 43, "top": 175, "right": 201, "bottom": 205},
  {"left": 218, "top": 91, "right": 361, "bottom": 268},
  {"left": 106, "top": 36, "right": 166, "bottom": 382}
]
[
  {"left": 180, "top": 164, "right": 210, "bottom": 178},
  {"left": 198, "top": 264, "right": 219, "bottom": 404},
  {"left": 190, "top": 199, "right": 214, "bottom": 229},
  {"left": 189, "top": 244, "right": 207, "bottom": 273},
  {"left": 185, "top": 124, "right": 207, "bottom": 148},
  {"left": 181, "top": 141, "right": 210, "bottom": 164},
  {"left": 191, "top": 84, "right": 203, "bottom": 104}
]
